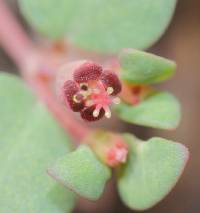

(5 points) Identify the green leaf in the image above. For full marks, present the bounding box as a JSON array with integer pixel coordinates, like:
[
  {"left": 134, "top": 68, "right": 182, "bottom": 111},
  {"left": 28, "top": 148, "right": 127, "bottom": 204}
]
[
  {"left": 114, "top": 92, "right": 181, "bottom": 129},
  {"left": 19, "top": 0, "right": 75, "bottom": 39},
  {"left": 0, "top": 73, "right": 76, "bottom": 212},
  {"left": 48, "top": 145, "right": 111, "bottom": 200},
  {"left": 117, "top": 134, "right": 189, "bottom": 210},
  {"left": 19, "top": 0, "right": 177, "bottom": 53},
  {"left": 120, "top": 49, "right": 176, "bottom": 84}
]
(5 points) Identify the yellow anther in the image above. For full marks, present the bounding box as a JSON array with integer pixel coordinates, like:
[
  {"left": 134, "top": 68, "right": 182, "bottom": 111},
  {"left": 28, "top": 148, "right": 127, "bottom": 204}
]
[
  {"left": 73, "top": 94, "right": 81, "bottom": 103},
  {"left": 107, "top": 87, "right": 114, "bottom": 95},
  {"left": 112, "top": 97, "right": 121, "bottom": 104}
]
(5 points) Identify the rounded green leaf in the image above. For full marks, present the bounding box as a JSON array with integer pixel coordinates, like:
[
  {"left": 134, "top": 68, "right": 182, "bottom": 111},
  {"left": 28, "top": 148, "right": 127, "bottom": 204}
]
[
  {"left": 48, "top": 145, "right": 111, "bottom": 200},
  {"left": 117, "top": 134, "right": 189, "bottom": 210},
  {"left": 120, "top": 49, "right": 176, "bottom": 84},
  {"left": 114, "top": 92, "right": 181, "bottom": 129},
  {"left": 0, "top": 73, "right": 75, "bottom": 212},
  {"left": 19, "top": 0, "right": 177, "bottom": 53},
  {"left": 19, "top": 0, "right": 75, "bottom": 39}
]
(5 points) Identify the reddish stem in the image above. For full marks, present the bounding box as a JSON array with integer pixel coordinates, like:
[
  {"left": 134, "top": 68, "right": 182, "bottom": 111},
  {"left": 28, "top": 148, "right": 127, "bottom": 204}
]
[
  {"left": 0, "top": 0, "right": 34, "bottom": 69},
  {"left": 0, "top": 0, "right": 90, "bottom": 141}
]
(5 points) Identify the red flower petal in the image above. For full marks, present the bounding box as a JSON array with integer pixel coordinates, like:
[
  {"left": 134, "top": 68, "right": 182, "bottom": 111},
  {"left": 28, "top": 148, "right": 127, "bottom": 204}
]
[
  {"left": 63, "top": 80, "right": 84, "bottom": 112},
  {"left": 100, "top": 70, "right": 122, "bottom": 95},
  {"left": 63, "top": 80, "right": 79, "bottom": 97},
  {"left": 73, "top": 62, "right": 103, "bottom": 83},
  {"left": 81, "top": 106, "right": 105, "bottom": 121}
]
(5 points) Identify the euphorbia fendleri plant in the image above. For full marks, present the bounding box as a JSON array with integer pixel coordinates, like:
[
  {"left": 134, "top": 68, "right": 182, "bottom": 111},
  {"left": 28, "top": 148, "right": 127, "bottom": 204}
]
[{"left": 0, "top": 0, "right": 189, "bottom": 212}]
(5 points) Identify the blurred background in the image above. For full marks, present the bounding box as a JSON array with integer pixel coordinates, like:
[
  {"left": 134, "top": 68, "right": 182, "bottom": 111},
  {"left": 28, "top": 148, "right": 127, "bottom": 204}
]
[{"left": 0, "top": 0, "right": 199, "bottom": 212}]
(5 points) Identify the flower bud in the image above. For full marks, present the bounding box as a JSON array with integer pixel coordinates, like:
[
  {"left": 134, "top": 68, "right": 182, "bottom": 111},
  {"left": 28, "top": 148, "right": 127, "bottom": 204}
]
[
  {"left": 100, "top": 70, "right": 122, "bottom": 95},
  {"left": 85, "top": 131, "right": 128, "bottom": 167},
  {"left": 120, "top": 83, "right": 153, "bottom": 105},
  {"left": 74, "top": 62, "right": 103, "bottom": 83}
]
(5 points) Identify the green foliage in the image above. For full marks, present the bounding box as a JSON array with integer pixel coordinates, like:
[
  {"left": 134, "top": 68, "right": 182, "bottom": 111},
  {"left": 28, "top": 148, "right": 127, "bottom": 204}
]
[
  {"left": 0, "top": 73, "right": 188, "bottom": 211},
  {"left": 48, "top": 145, "right": 111, "bottom": 200},
  {"left": 120, "top": 49, "right": 176, "bottom": 84},
  {"left": 117, "top": 134, "right": 189, "bottom": 210},
  {"left": 19, "top": 0, "right": 74, "bottom": 39},
  {"left": 0, "top": 73, "right": 75, "bottom": 212},
  {"left": 19, "top": 0, "right": 177, "bottom": 53},
  {"left": 114, "top": 92, "right": 181, "bottom": 129}
]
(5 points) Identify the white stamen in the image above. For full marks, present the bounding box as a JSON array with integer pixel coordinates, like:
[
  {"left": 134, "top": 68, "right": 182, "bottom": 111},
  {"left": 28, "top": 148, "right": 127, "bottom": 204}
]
[
  {"left": 107, "top": 87, "right": 114, "bottom": 95},
  {"left": 112, "top": 97, "right": 121, "bottom": 104},
  {"left": 105, "top": 111, "right": 111, "bottom": 119},
  {"left": 73, "top": 95, "right": 81, "bottom": 103},
  {"left": 116, "top": 149, "right": 128, "bottom": 162},
  {"left": 104, "top": 106, "right": 111, "bottom": 119},
  {"left": 93, "top": 109, "right": 100, "bottom": 117}
]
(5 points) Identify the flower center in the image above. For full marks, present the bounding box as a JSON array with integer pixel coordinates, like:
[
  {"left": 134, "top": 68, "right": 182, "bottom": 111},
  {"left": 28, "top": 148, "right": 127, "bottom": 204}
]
[{"left": 78, "top": 81, "right": 120, "bottom": 119}]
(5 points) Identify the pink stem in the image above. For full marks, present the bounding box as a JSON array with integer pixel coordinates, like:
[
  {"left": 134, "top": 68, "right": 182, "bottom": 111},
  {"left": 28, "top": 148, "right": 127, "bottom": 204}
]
[
  {"left": 0, "top": 0, "right": 34, "bottom": 69},
  {"left": 0, "top": 0, "right": 90, "bottom": 141}
]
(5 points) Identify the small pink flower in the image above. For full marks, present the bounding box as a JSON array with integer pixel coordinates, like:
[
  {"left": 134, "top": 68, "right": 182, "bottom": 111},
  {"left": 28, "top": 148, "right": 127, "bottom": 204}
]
[
  {"left": 85, "top": 131, "right": 129, "bottom": 167},
  {"left": 106, "top": 140, "right": 128, "bottom": 167},
  {"left": 62, "top": 62, "right": 122, "bottom": 121}
]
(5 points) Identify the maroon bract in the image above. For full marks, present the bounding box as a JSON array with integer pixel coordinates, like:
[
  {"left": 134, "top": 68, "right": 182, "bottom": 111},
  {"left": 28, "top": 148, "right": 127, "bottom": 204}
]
[
  {"left": 101, "top": 70, "right": 122, "bottom": 95},
  {"left": 81, "top": 106, "right": 105, "bottom": 121},
  {"left": 63, "top": 80, "right": 84, "bottom": 112},
  {"left": 74, "top": 62, "right": 103, "bottom": 83},
  {"left": 62, "top": 62, "right": 122, "bottom": 121}
]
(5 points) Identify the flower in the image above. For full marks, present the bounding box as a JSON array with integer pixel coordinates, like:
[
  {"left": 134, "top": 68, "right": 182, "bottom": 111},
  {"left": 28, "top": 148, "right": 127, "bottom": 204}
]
[
  {"left": 62, "top": 62, "right": 122, "bottom": 121},
  {"left": 84, "top": 130, "right": 129, "bottom": 167},
  {"left": 106, "top": 139, "right": 128, "bottom": 167}
]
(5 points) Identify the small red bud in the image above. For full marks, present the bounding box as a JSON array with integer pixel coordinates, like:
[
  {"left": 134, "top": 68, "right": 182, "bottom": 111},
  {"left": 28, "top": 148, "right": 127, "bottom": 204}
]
[
  {"left": 132, "top": 85, "right": 142, "bottom": 95},
  {"left": 106, "top": 139, "right": 128, "bottom": 167},
  {"left": 63, "top": 80, "right": 84, "bottom": 112},
  {"left": 100, "top": 70, "right": 122, "bottom": 95},
  {"left": 73, "top": 62, "right": 103, "bottom": 83},
  {"left": 81, "top": 106, "right": 105, "bottom": 121},
  {"left": 63, "top": 80, "right": 79, "bottom": 97},
  {"left": 85, "top": 131, "right": 129, "bottom": 167},
  {"left": 120, "top": 83, "right": 153, "bottom": 106}
]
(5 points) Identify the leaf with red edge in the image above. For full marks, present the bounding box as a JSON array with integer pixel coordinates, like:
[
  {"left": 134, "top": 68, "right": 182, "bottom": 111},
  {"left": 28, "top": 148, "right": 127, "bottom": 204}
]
[
  {"left": 117, "top": 134, "right": 189, "bottom": 210},
  {"left": 48, "top": 145, "right": 111, "bottom": 200}
]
